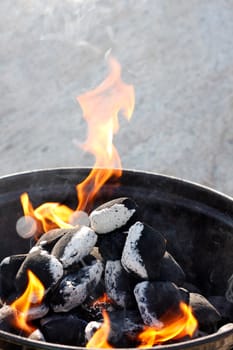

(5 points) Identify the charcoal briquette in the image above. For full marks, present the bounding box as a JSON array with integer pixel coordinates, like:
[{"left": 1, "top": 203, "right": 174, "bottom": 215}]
[
  {"left": 0, "top": 254, "right": 26, "bottom": 302},
  {"left": 85, "top": 321, "right": 102, "bottom": 341},
  {"left": 105, "top": 260, "right": 137, "bottom": 308},
  {"left": 40, "top": 313, "right": 87, "bottom": 346},
  {"left": 28, "top": 328, "right": 45, "bottom": 341},
  {"left": 90, "top": 197, "right": 138, "bottom": 234},
  {"left": 0, "top": 304, "right": 16, "bottom": 333},
  {"left": 98, "top": 230, "right": 128, "bottom": 261},
  {"left": 36, "top": 228, "right": 75, "bottom": 252},
  {"left": 16, "top": 248, "right": 63, "bottom": 294},
  {"left": 51, "top": 226, "right": 97, "bottom": 268},
  {"left": 189, "top": 293, "right": 221, "bottom": 331},
  {"left": 134, "top": 281, "right": 186, "bottom": 326},
  {"left": 50, "top": 260, "right": 103, "bottom": 312},
  {"left": 159, "top": 251, "right": 185, "bottom": 286},
  {"left": 27, "top": 303, "right": 49, "bottom": 321},
  {"left": 121, "top": 222, "right": 166, "bottom": 279},
  {"left": 107, "top": 310, "right": 144, "bottom": 348}
]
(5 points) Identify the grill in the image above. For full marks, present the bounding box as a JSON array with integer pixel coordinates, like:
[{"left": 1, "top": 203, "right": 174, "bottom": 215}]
[{"left": 0, "top": 168, "right": 233, "bottom": 350}]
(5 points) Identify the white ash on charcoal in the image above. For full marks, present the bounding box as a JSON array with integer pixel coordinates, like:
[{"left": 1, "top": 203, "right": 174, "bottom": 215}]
[
  {"left": 105, "top": 260, "right": 138, "bottom": 308},
  {"left": 69, "top": 210, "right": 90, "bottom": 227},
  {"left": 90, "top": 197, "right": 139, "bottom": 234},
  {"left": 51, "top": 226, "right": 97, "bottom": 268},
  {"left": 85, "top": 320, "right": 102, "bottom": 341},
  {"left": 182, "top": 281, "right": 202, "bottom": 294},
  {"left": 50, "top": 260, "right": 103, "bottom": 312},
  {"left": 121, "top": 221, "right": 166, "bottom": 280},
  {"left": 189, "top": 293, "right": 221, "bottom": 332},
  {"left": 28, "top": 328, "right": 45, "bottom": 341},
  {"left": 158, "top": 251, "right": 185, "bottom": 286},
  {"left": 0, "top": 254, "right": 26, "bottom": 302},
  {"left": 0, "top": 304, "right": 17, "bottom": 333},
  {"left": 134, "top": 281, "right": 188, "bottom": 326},
  {"left": 40, "top": 313, "right": 87, "bottom": 346},
  {"left": 208, "top": 295, "right": 233, "bottom": 323},
  {"left": 15, "top": 248, "right": 63, "bottom": 294},
  {"left": 26, "top": 303, "right": 49, "bottom": 321}
]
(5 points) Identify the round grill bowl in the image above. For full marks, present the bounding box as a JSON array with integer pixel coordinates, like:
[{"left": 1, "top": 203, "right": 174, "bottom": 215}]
[{"left": 0, "top": 168, "right": 233, "bottom": 350}]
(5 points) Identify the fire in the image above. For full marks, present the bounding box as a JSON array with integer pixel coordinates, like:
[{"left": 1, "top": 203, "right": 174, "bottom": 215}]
[
  {"left": 92, "top": 293, "right": 114, "bottom": 307},
  {"left": 76, "top": 55, "right": 135, "bottom": 211},
  {"left": 86, "top": 310, "right": 113, "bottom": 349},
  {"left": 19, "top": 56, "right": 135, "bottom": 235},
  {"left": 20, "top": 192, "right": 74, "bottom": 234},
  {"left": 10, "top": 270, "right": 45, "bottom": 334},
  {"left": 137, "top": 302, "right": 198, "bottom": 348}
]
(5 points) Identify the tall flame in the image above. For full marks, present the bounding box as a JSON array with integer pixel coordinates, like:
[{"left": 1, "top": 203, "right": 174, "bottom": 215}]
[
  {"left": 86, "top": 310, "right": 113, "bottom": 348},
  {"left": 18, "top": 56, "right": 134, "bottom": 235},
  {"left": 137, "top": 302, "right": 198, "bottom": 348},
  {"left": 10, "top": 270, "right": 45, "bottom": 334},
  {"left": 76, "top": 56, "right": 135, "bottom": 211}
]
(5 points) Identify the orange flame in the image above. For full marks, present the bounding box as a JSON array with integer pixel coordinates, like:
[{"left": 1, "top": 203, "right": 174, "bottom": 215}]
[
  {"left": 19, "top": 56, "right": 134, "bottom": 235},
  {"left": 92, "top": 293, "right": 114, "bottom": 307},
  {"left": 20, "top": 192, "right": 74, "bottom": 234},
  {"left": 76, "top": 56, "right": 135, "bottom": 211},
  {"left": 10, "top": 270, "right": 45, "bottom": 334},
  {"left": 137, "top": 302, "right": 198, "bottom": 348},
  {"left": 86, "top": 309, "right": 113, "bottom": 348}
]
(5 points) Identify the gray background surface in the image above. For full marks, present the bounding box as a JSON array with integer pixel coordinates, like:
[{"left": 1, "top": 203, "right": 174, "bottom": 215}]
[{"left": 1, "top": 0, "right": 233, "bottom": 196}]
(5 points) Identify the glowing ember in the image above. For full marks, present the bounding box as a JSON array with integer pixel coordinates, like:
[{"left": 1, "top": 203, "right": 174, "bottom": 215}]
[
  {"left": 18, "top": 56, "right": 135, "bottom": 235},
  {"left": 137, "top": 302, "right": 198, "bottom": 348},
  {"left": 92, "top": 293, "right": 114, "bottom": 307},
  {"left": 10, "top": 270, "right": 45, "bottom": 334},
  {"left": 86, "top": 310, "right": 113, "bottom": 348}
]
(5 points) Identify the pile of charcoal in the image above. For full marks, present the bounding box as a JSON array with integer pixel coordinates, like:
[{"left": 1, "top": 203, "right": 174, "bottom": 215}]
[{"left": 0, "top": 197, "right": 233, "bottom": 347}]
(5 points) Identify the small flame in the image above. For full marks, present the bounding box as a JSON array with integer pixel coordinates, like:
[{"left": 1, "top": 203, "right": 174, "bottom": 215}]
[
  {"left": 92, "top": 293, "right": 114, "bottom": 307},
  {"left": 76, "top": 56, "right": 135, "bottom": 211},
  {"left": 10, "top": 270, "right": 45, "bottom": 334},
  {"left": 18, "top": 56, "right": 134, "bottom": 235},
  {"left": 137, "top": 302, "right": 198, "bottom": 348},
  {"left": 86, "top": 310, "right": 113, "bottom": 348},
  {"left": 20, "top": 192, "right": 74, "bottom": 234}
]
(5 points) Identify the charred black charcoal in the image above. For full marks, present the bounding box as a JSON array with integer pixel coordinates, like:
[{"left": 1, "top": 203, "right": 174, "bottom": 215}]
[
  {"left": 121, "top": 222, "right": 166, "bottom": 280},
  {"left": 90, "top": 197, "right": 139, "bottom": 234},
  {"left": 134, "top": 281, "right": 186, "bottom": 326},
  {"left": 40, "top": 313, "right": 87, "bottom": 346},
  {"left": 15, "top": 248, "right": 63, "bottom": 294},
  {"left": 98, "top": 230, "right": 128, "bottom": 261},
  {"left": 63, "top": 254, "right": 97, "bottom": 276},
  {"left": 51, "top": 226, "right": 97, "bottom": 268},
  {"left": 105, "top": 260, "right": 137, "bottom": 309},
  {"left": 208, "top": 296, "right": 233, "bottom": 323},
  {"left": 36, "top": 228, "right": 75, "bottom": 252},
  {"left": 159, "top": 252, "right": 185, "bottom": 286},
  {"left": 108, "top": 310, "right": 144, "bottom": 348},
  {"left": 50, "top": 260, "right": 103, "bottom": 312},
  {"left": 0, "top": 254, "right": 26, "bottom": 302},
  {"left": 189, "top": 293, "right": 221, "bottom": 332}
]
